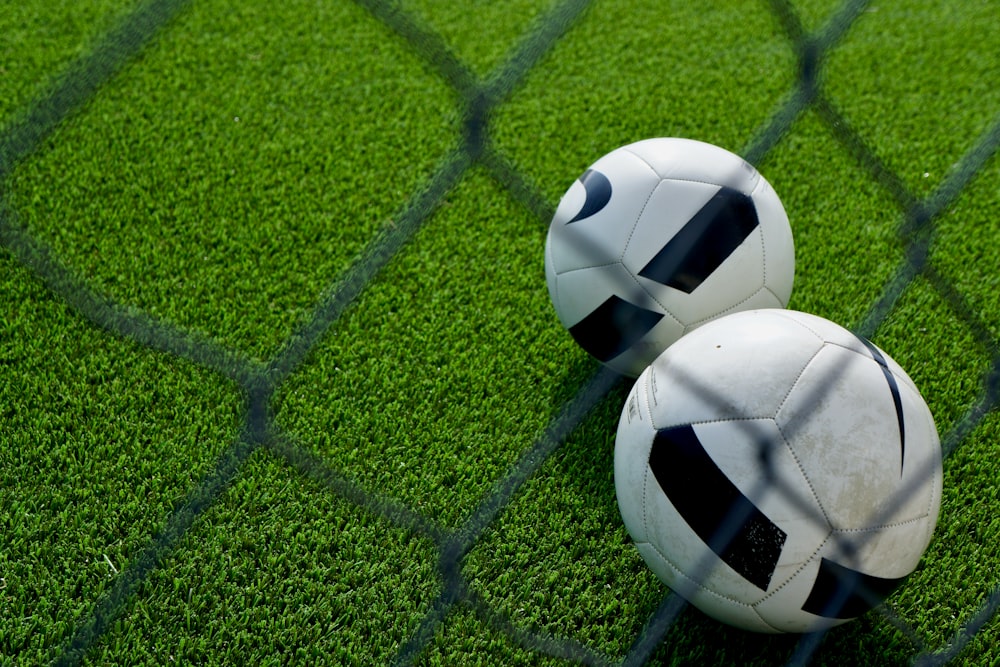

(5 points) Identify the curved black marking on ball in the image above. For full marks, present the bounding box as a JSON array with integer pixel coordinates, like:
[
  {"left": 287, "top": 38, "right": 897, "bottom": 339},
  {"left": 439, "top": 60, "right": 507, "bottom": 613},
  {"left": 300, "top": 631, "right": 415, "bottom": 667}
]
[
  {"left": 801, "top": 557, "right": 905, "bottom": 619},
  {"left": 648, "top": 425, "right": 787, "bottom": 592},
  {"left": 567, "top": 169, "right": 613, "bottom": 223},
  {"left": 567, "top": 295, "right": 663, "bottom": 362},
  {"left": 637, "top": 186, "right": 759, "bottom": 294},
  {"left": 858, "top": 337, "right": 906, "bottom": 475}
]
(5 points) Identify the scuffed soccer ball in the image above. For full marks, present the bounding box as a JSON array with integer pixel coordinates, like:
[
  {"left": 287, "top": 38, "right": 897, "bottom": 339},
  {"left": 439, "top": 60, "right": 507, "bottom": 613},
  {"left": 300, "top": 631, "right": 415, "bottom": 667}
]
[
  {"left": 614, "top": 309, "right": 942, "bottom": 633},
  {"left": 545, "top": 137, "right": 794, "bottom": 377}
]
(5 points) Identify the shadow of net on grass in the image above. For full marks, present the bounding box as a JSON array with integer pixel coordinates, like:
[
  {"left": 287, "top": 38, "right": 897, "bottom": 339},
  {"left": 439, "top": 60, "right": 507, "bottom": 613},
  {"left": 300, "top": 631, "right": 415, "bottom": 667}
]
[{"left": 0, "top": 3, "right": 280, "bottom": 663}]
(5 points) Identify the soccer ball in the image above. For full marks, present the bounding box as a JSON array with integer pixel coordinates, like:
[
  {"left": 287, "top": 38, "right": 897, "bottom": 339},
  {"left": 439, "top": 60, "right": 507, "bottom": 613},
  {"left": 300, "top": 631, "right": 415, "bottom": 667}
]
[
  {"left": 545, "top": 137, "right": 794, "bottom": 377},
  {"left": 614, "top": 309, "right": 942, "bottom": 633}
]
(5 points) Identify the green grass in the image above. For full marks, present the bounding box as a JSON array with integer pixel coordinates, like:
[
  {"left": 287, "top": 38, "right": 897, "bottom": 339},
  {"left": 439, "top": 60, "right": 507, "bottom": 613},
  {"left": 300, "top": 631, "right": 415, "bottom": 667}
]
[
  {"left": 0, "top": 251, "right": 241, "bottom": 660},
  {"left": 82, "top": 449, "right": 443, "bottom": 664},
  {"left": 2, "top": 0, "right": 999, "bottom": 665}
]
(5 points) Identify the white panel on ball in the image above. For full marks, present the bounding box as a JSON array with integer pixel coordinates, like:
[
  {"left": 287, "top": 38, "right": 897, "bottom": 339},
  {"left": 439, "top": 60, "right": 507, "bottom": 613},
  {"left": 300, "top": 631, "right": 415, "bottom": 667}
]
[
  {"left": 774, "top": 344, "right": 942, "bottom": 531},
  {"left": 623, "top": 179, "right": 719, "bottom": 260},
  {"left": 639, "top": 314, "right": 824, "bottom": 428},
  {"left": 546, "top": 148, "right": 661, "bottom": 275},
  {"left": 623, "top": 137, "right": 761, "bottom": 192}
]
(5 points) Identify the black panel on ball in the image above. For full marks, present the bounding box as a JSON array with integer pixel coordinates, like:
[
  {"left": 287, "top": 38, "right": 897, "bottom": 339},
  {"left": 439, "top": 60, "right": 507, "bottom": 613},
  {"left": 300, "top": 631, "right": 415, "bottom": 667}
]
[
  {"left": 800, "top": 557, "right": 905, "bottom": 619},
  {"left": 648, "top": 424, "right": 787, "bottom": 592},
  {"left": 638, "top": 186, "right": 759, "bottom": 294},
  {"left": 567, "top": 169, "right": 613, "bottom": 223},
  {"left": 567, "top": 294, "right": 663, "bottom": 362}
]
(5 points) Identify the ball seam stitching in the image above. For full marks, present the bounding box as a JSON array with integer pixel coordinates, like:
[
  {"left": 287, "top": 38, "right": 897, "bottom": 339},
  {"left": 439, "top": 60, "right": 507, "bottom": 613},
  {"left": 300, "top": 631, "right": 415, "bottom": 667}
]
[
  {"left": 683, "top": 285, "right": 771, "bottom": 330},
  {"left": 831, "top": 514, "right": 930, "bottom": 533},
  {"left": 774, "top": 417, "right": 836, "bottom": 529},
  {"left": 772, "top": 346, "right": 825, "bottom": 422}
]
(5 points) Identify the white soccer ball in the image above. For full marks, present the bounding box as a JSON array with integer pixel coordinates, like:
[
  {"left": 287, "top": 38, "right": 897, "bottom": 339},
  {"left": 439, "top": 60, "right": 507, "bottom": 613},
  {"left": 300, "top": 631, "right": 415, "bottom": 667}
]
[
  {"left": 614, "top": 309, "right": 942, "bottom": 633},
  {"left": 545, "top": 137, "right": 794, "bottom": 377}
]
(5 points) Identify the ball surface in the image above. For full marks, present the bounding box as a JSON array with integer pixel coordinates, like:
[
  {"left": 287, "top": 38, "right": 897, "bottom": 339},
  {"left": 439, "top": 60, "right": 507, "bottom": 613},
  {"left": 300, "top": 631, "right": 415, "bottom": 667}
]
[
  {"left": 545, "top": 137, "right": 794, "bottom": 377},
  {"left": 614, "top": 309, "right": 942, "bottom": 633}
]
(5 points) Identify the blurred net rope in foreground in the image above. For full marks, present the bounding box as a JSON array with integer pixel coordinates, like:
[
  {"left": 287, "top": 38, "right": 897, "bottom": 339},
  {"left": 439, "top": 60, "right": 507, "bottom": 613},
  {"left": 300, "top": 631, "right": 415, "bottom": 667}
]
[{"left": 1, "top": 0, "right": 999, "bottom": 664}]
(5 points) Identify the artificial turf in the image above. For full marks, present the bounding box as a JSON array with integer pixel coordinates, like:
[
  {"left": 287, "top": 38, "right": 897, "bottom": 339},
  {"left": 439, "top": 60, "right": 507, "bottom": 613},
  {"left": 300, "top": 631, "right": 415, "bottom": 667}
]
[{"left": 2, "top": 0, "right": 1000, "bottom": 665}]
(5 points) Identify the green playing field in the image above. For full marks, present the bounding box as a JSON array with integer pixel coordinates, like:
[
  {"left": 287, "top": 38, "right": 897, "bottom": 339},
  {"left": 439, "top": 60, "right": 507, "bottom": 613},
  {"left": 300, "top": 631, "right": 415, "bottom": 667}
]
[{"left": 2, "top": 0, "right": 999, "bottom": 664}]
